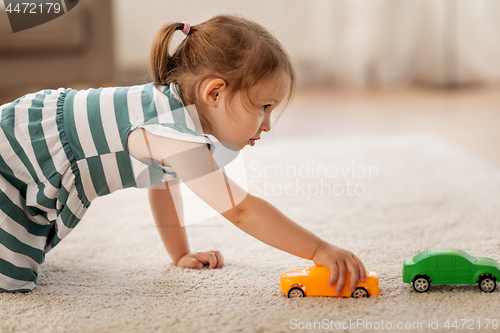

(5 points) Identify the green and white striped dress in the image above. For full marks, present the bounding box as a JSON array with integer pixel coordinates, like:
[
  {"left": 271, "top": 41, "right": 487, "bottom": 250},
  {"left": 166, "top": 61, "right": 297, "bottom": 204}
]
[{"left": 0, "top": 82, "right": 210, "bottom": 292}]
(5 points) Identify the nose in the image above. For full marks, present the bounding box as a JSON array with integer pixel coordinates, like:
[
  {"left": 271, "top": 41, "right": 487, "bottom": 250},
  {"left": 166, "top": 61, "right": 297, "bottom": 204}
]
[{"left": 260, "top": 113, "right": 272, "bottom": 132}]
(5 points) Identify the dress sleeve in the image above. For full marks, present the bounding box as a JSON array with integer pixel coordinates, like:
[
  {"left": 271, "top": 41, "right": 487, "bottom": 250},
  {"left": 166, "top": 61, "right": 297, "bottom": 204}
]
[
  {"left": 135, "top": 103, "right": 210, "bottom": 145},
  {"left": 129, "top": 104, "right": 213, "bottom": 188}
]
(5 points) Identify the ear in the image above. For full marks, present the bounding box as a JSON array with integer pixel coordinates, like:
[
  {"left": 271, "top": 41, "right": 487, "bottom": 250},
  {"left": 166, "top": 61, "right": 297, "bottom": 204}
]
[{"left": 202, "top": 79, "right": 227, "bottom": 108}]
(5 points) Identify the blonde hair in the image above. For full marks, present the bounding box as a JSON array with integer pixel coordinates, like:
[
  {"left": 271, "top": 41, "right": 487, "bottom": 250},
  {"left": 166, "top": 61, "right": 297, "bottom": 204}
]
[{"left": 150, "top": 14, "right": 296, "bottom": 132}]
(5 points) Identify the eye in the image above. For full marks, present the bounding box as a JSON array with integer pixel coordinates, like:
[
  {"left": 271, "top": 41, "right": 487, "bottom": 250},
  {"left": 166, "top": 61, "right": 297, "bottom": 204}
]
[{"left": 262, "top": 104, "right": 272, "bottom": 112}]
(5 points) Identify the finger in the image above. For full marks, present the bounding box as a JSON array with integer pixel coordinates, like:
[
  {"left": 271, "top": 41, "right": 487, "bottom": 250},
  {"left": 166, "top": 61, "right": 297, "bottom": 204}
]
[
  {"left": 194, "top": 253, "right": 217, "bottom": 269},
  {"left": 207, "top": 252, "right": 218, "bottom": 269},
  {"left": 335, "top": 262, "right": 346, "bottom": 296},
  {"left": 211, "top": 251, "right": 224, "bottom": 268},
  {"left": 346, "top": 256, "right": 360, "bottom": 293},
  {"left": 328, "top": 263, "right": 339, "bottom": 288},
  {"left": 353, "top": 254, "right": 367, "bottom": 282},
  {"left": 179, "top": 257, "right": 203, "bottom": 269}
]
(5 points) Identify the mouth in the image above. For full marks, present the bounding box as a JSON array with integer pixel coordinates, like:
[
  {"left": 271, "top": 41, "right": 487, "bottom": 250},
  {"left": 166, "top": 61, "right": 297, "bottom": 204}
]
[{"left": 249, "top": 137, "right": 260, "bottom": 146}]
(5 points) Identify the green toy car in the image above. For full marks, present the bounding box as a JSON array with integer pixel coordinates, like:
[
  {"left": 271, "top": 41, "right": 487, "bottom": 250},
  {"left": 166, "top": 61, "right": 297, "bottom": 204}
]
[{"left": 402, "top": 249, "right": 500, "bottom": 293}]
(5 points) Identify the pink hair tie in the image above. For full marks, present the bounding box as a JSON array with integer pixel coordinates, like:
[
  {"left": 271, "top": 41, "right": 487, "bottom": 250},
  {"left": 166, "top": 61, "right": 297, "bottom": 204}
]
[{"left": 181, "top": 22, "right": 191, "bottom": 35}]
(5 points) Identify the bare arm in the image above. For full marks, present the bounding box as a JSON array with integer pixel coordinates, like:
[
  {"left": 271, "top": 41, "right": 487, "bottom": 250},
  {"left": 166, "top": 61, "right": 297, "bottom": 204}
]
[
  {"left": 148, "top": 179, "right": 189, "bottom": 265},
  {"left": 223, "top": 194, "right": 323, "bottom": 260},
  {"left": 129, "top": 129, "right": 365, "bottom": 291},
  {"left": 148, "top": 180, "right": 223, "bottom": 269},
  {"left": 223, "top": 195, "right": 366, "bottom": 294}
]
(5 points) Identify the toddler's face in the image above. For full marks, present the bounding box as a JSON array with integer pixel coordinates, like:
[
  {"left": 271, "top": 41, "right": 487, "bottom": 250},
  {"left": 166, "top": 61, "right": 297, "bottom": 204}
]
[{"left": 208, "top": 71, "right": 290, "bottom": 150}]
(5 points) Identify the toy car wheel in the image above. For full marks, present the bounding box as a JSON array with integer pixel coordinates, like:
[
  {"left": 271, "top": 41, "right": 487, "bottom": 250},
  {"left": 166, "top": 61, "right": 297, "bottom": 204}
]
[
  {"left": 412, "top": 275, "right": 431, "bottom": 293},
  {"left": 478, "top": 274, "right": 497, "bottom": 293},
  {"left": 288, "top": 287, "right": 305, "bottom": 298},
  {"left": 351, "top": 287, "right": 369, "bottom": 298}
]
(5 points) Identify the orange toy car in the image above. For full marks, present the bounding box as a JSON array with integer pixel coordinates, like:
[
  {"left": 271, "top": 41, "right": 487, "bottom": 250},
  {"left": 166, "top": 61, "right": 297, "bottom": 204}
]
[{"left": 280, "top": 265, "right": 380, "bottom": 298}]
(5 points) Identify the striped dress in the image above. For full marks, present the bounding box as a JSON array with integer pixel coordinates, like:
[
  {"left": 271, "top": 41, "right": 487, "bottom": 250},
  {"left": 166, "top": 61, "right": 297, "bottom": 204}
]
[{"left": 0, "top": 82, "right": 211, "bottom": 292}]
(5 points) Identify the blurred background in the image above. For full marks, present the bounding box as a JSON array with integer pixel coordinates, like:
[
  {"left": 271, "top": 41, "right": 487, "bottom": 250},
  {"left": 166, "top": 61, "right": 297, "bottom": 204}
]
[{"left": 1, "top": 0, "right": 500, "bottom": 163}]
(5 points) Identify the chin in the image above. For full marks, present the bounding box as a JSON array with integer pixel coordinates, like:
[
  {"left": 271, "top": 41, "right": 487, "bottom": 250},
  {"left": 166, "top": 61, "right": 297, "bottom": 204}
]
[{"left": 219, "top": 141, "right": 243, "bottom": 151}]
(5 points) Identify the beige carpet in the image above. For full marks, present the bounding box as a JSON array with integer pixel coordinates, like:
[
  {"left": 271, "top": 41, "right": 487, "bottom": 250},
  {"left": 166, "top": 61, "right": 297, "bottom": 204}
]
[{"left": 1, "top": 134, "right": 500, "bottom": 333}]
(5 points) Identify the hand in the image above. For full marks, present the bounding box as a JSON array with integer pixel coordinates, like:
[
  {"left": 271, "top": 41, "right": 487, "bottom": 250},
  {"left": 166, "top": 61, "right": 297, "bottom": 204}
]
[
  {"left": 175, "top": 251, "right": 224, "bottom": 269},
  {"left": 312, "top": 242, "right": 366, "bottom": 295}
]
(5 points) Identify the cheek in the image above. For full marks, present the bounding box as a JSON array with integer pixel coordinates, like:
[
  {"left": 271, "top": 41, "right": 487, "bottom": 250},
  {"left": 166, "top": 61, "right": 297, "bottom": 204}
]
[
  {"left": 234, "top": 112, "right": 261, "bottom": 132},
  {"left": 248, "top": 116, "right": 263, "bottom": 132}
]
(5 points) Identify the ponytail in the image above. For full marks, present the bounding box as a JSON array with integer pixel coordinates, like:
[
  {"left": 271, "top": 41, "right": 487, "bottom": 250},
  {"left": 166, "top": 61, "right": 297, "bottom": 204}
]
[{"left": 150, "top": 22, "right": 192, "bottom": 85}]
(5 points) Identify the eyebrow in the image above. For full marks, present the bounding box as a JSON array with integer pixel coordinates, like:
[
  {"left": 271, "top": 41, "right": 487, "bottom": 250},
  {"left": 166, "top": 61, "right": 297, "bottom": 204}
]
[{"left": 260, "top": 98, "right": 278, "bottom": 104}]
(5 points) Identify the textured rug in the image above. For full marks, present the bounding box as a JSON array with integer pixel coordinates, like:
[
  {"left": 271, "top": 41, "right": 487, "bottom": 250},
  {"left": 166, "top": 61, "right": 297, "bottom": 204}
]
[{"left": 1, "top": 134, "right": 499, "bottom": 333}]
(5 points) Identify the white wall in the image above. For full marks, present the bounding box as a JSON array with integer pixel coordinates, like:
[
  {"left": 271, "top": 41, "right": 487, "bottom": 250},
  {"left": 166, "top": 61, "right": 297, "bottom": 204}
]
[{"left": 112, "top": 0, "right": 319, "bottom": 82}]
